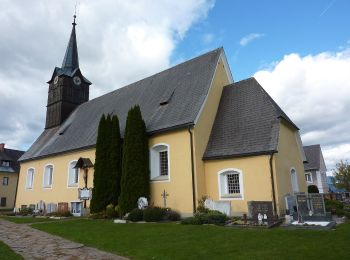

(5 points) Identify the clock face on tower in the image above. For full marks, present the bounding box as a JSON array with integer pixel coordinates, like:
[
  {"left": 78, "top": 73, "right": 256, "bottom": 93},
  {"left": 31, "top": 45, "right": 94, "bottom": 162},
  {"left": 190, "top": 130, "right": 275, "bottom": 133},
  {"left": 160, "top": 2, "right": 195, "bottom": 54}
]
[{"left": 73, "top": 76, "right": 82, "bottom": 86}]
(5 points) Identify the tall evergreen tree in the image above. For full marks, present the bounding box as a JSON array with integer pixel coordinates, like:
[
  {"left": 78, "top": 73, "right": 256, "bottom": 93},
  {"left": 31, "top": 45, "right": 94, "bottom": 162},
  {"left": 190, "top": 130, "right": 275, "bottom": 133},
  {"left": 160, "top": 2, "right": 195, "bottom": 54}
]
[
  {"left": 90, "top": 114, "right": 108, "bottom": 213},
  {"left": 109, "top": 115, "right": 122, "bottom": 205},
  {"left": 119, "top": 105, "right": 150, "bottom": 214}
]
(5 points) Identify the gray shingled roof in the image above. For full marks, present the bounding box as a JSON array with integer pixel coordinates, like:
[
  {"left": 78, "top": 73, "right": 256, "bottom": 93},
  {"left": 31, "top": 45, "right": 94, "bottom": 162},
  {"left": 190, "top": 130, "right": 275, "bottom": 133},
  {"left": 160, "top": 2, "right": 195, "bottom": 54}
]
[
  {"left": 20, "top": 48, "right": 223, "bottom": 161},
  {"left": 303, "top": 144, "right": 321, "bottom": 171},
  {"left": 203, "top": 78, "right": 298, "bottom": 160},
  {"left": 0, "top": 148, "right": 25, "bottom": 173}
]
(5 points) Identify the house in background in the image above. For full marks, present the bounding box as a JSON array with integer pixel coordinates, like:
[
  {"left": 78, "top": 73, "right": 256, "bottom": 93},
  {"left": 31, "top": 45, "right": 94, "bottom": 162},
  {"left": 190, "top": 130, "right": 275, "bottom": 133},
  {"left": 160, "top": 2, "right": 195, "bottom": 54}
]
[
  {"left": 0, "top": 143, "right": 24, "bottom": 210},
  {"left": 303, "top": 144, "right": 329, "bottom": 193},
  {"left": 15, "top": 18, "right": 307, "bottom": 217}
]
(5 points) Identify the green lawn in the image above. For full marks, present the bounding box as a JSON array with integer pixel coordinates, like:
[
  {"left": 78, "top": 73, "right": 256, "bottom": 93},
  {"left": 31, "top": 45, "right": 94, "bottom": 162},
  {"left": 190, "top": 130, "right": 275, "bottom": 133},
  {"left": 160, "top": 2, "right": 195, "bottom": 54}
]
[
  {"left": 32, "top": 219, "right": 350, "bottom": 260},
  {"left": 0, "top": 241, "right": 22, "bottom": 260},
  {"left": 0, "top": 216, "right": 61, "bottom": 224}
]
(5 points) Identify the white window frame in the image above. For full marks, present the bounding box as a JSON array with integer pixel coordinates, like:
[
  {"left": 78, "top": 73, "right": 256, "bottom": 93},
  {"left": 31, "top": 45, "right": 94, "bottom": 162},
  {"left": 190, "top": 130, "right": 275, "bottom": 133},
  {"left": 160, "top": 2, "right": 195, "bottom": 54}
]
[
  {"left": 67, "top": 160, "right": 79, "bottom": 187},
  {"left": 150, "top": 143, "right": 170, "bottom": 182},
  {"left": 43, "top": 164, "right": 54, "bottom": 189},
  {"left": 2, "top": 161, "right": 10, "bottom": 167},
  {"left": 218, "top": 168, "right": 244, "bottom": 200},
  {"left": 305, "top": 172, "right": 313, "bottom": 183},
  {"left": 26, "top": 168, "right": 35, "bottom": 190},
  {"left": 290, "top": 167, "right": 299, "bottom": 193}
]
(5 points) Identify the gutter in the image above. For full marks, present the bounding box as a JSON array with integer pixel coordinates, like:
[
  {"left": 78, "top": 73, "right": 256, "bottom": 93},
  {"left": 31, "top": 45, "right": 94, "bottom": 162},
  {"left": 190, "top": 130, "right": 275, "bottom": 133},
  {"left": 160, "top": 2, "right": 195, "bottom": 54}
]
[
  {"left": 188, "top": 125, "right": 196, "bottom": 213},
  {"left": 13, "top": 170, "right": 20, "bottom": 212},
  {"left": 269, "top": 152, "right": 278, "bottom": 217}
]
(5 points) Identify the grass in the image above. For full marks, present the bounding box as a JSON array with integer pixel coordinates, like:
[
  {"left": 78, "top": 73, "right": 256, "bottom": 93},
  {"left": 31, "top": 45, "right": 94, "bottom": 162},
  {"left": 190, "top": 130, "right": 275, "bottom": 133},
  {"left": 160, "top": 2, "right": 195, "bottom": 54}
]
[
  {"left": 0, "top": 215, "right": 60, "bottom": 224},
  {"left": 0, "top": 241, "right": 23, "bottom": 260},
  {"left": 32, "top": 219, "right": 350, "bottom": 260}
]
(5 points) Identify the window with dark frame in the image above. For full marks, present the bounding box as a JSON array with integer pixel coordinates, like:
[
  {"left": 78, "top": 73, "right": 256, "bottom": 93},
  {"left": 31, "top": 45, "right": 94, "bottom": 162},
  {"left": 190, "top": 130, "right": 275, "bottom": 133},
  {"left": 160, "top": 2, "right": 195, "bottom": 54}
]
[
  {"left": 74, "top": 167, "right": 79, "bottom": 184},
  {"left": 159, "top": 151, "right": 168, "bottom": 176},
  {"left": 3, "top": 177, "right": 9, "bottom": 186},
  {"left": 227, "top": 173, "right": 240, "bottom": 194},
  {"left": 0, "top": 197, "right": 6, "bottom": 207}
]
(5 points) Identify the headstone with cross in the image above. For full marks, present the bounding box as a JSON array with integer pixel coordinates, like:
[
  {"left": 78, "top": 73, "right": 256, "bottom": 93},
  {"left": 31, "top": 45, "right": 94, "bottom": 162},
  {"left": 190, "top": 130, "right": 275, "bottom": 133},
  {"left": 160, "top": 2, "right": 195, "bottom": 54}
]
[{"left": 161, "top": 189, "right": 169, "bottom": 208}]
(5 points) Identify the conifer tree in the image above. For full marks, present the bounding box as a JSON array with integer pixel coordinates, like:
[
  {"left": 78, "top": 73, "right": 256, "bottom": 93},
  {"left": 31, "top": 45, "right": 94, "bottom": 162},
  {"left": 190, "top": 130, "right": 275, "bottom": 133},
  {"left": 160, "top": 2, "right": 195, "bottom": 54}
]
[
  {"left": 90, "top": 114, "right": 108, "bottom": 213},
  {"left": 119, "top": 105, "right": 150, "bottom": 214},
  {"left": 109, "top": 115, "right": 122, "bottom": 205}
]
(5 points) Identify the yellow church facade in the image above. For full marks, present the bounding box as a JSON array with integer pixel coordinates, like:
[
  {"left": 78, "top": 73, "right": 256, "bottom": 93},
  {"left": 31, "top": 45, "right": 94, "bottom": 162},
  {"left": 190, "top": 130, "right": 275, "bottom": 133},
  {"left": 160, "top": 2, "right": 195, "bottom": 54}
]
[{"left": 15, "top": 20, "right": 307, "bottom": 217}]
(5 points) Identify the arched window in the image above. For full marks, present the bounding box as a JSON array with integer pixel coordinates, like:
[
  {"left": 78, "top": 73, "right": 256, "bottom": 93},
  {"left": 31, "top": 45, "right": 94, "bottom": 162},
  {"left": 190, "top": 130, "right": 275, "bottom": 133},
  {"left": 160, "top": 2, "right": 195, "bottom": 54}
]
[
  {"left": 68, "top": 161, "right": 79, "bottom": 187},
  {"left": 26, "top": 168, "right": 35, "bottom": 189},
  {"left": 43, "top": 165, "right": 54, "bottom": 188},
  {"left": 218, "top": 169, "right": 244, "bottom": 200},
  {"left": 150, "top": 144, "right": 170, "bottom": 181},
  {"left": 290, "top": 168, "right": 299, "bottom": 193}
]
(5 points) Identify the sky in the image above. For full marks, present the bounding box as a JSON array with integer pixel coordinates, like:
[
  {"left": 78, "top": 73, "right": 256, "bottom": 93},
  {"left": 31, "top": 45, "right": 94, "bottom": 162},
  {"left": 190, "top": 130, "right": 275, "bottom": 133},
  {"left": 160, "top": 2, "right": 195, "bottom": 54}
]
[{"left": 0, "top": 0, "right": 349, "bottom": 173}]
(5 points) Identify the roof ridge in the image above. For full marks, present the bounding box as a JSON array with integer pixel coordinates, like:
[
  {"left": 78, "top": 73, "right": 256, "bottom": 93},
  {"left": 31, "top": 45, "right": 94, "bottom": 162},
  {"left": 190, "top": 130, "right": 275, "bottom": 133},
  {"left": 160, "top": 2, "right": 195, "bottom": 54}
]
[
  {"left": 4, "top": 148, "right": 25, "bottom": 153},
  {"left": 85, "top": 47, "right": 223, "bottom": 104}
]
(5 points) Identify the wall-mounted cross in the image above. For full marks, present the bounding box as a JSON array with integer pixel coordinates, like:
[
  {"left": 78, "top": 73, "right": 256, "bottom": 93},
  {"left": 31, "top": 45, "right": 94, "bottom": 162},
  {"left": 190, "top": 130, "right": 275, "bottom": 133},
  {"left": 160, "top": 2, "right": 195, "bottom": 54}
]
[{"left": 161, "top": 189, "right": 169, "bottom": 208}]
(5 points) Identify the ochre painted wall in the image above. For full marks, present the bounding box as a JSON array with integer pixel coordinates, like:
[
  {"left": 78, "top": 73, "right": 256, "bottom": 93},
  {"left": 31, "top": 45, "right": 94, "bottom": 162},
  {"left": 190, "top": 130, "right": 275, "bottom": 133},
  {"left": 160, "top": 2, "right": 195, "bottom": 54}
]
[
  {"left": 0, "top": 172, "right": 18, "bottom": 209},
  {"left": 273, "top": 121, "right": 307, "bottom": 215},
  {"left": 149, "top": 129, "right": 193, "bottom": 216},
  {"left": 16, "top": 129, "right": 194, "bottom": 216},
  {"left": 15, "top": 148, "right": 96, "bottom": 209},
  {"left": 204, "top": 155, "right": 272, "bottom": 215},
  {"left": 193, "top": 56, "right": 231, "bottom": 206}
]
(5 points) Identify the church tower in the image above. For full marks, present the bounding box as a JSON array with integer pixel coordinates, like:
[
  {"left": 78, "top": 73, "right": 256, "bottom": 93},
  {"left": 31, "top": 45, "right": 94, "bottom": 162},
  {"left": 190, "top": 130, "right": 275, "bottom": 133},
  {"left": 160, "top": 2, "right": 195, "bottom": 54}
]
[{"left": 45, "top": 15, "right": 91, "bottom": 129}]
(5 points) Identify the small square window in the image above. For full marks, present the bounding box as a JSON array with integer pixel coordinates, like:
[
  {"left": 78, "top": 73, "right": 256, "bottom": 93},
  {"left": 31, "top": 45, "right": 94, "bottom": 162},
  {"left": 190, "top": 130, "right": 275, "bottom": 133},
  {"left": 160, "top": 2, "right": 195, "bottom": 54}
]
[
  {"left": 3, "top": 177, "right": 9, "bottom": 186},
  {"left": 2, "top": 161, "right": 10, "bottom": 167},
  {"left": 305, "top": 173, "right": 312, "bottom": 183}
]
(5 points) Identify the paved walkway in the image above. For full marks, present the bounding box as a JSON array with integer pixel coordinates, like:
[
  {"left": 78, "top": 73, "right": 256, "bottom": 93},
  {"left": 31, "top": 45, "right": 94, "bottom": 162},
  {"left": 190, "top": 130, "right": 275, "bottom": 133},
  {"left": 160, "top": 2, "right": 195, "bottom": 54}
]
[{"left": 0, "top": 219, "right": 127, "bottom": 260}]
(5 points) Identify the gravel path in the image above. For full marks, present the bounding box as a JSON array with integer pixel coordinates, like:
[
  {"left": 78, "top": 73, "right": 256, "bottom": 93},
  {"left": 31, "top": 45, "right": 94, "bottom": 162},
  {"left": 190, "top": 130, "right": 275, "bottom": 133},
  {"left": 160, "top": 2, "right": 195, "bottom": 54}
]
[{"left": 0, "top": 218, "right": 127, "bottom": 260}]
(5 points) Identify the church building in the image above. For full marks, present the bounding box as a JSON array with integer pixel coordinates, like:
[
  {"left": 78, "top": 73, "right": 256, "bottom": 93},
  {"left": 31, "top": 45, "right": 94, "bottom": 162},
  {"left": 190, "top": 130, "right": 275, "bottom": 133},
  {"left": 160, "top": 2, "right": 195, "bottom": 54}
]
[{"left": 15, "top": 17, "right": 307, "bottom": 217}]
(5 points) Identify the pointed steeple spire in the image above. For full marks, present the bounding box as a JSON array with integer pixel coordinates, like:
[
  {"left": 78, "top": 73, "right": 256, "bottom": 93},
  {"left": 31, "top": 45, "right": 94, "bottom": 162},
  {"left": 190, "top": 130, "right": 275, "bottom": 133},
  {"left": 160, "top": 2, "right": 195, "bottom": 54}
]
[{"left": 61, "top": 15, "right": 79, "bottom": 72}]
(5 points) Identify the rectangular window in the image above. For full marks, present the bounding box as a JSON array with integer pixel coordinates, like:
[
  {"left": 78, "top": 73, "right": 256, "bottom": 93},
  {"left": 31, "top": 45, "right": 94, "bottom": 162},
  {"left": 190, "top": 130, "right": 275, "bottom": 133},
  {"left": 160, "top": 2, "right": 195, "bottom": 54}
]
[
  {"left": 68, "top": 162, "right": 79, "bottom": 187},
  {"left": 44, "top": 166, "right": 53, "bottom": 188},
  {"left": 0, "top": 197, "right": 6, "bottom": 207},
  {"left": 227, "top": 174, "right": 240, "bottom": 194},
  {"left": 159, "top": 151, "right": 168, "bottom": 176},
  {"left": 305, "top": 173, "right": 312, "bottom": 182},
  {"left": 3, "top": 177, "right": 9, "bottom": 186},
  {"left": 2, "top": 161, "right": 10, "bottom": 167},
  {"left": 26, "top": 169, "right": 34, "bottom": 189}
]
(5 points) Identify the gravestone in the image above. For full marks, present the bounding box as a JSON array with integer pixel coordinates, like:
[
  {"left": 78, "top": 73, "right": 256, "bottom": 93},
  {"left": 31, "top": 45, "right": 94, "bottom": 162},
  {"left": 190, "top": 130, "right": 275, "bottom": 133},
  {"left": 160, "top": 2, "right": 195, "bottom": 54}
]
[
  {"left": 284, "top": 195, "right": 296, "bottom": 215},
  {"left": 204, "top": 198, "right": 231, "bottom": 216},
  {"left": 248, "top": 201, "right": 273, "bottom": 223},
  {"left": 295, "top": 194, "right": 309, "bottom": 217},
  {"left": 58, "top": 202, "right": 69, "bottom": 213},
  {"left": 137, "top": 197, "right": 148, "bottom": 210},
  {"left": 309, "top": 194, "right": 326, "bottom": 216},
  {"left": 335, "top": 193, "right": 343, "bottom": 201}
]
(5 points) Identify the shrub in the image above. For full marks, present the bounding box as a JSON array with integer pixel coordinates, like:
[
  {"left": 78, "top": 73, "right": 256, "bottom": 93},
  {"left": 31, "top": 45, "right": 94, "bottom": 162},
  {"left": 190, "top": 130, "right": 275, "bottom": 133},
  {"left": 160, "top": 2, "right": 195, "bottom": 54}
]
[
  {"left": 143, "top": 207, "right": 166, "bottom": 222},
  {"left": 164, "top": 209, "right": 181, "bottom": 221},
  {"left": 181, "top": 211, "right": 228, "bottom": 226},
  {"left": 325, "top": 199, "right": 344, "bottom": 212},
  {"left": 127, "top": 208, "right": 144, "bottom": 222},
  {"left": 308, "top": 185, "right": 319, "bottom": 193},
  {"left": 181, "top": 217, "right": 202, "bottom": 225},
  {"left": 197, "top": 196, "right": 210, "bottom": 213},
  {"left": 19, "top": 208, "right": 33, "bottom": 216},
  {"left": 89, "top": 211, "right": 108, "bottom": 219},
  {"left": 106, "top": 204, "right": 118, "bottom": 218},
  {"left": 206, "top": 211, "right": 228, "bottom": 225}
]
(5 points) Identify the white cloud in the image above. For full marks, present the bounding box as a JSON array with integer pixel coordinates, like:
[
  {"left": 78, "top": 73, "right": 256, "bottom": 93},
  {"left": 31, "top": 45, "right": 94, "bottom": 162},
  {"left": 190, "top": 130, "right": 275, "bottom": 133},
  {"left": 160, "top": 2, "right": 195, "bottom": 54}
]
[
  {"left": 254, "top": 49, "right": 350, "bottom": 170},
  {"left": 0, "top": 0, "right": 214, "bottom": 150},
  {"left": 239, "top": 33, "right": 264, "bottom": 46}
]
